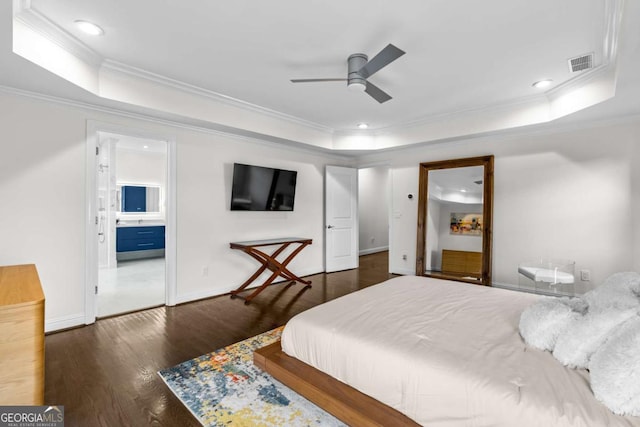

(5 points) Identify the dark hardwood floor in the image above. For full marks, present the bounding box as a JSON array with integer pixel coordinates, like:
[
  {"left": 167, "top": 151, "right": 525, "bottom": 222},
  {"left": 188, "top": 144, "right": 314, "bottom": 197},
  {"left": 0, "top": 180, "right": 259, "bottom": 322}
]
[{"left": 45, "top": 251, "right": 393, "bottom": 427}]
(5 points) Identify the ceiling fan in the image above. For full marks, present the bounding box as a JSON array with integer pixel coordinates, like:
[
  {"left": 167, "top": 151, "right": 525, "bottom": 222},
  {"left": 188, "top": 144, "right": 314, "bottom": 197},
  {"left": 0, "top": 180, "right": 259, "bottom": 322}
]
[{"left": 290, "top": 44, "right": 406, "bottom": 104}]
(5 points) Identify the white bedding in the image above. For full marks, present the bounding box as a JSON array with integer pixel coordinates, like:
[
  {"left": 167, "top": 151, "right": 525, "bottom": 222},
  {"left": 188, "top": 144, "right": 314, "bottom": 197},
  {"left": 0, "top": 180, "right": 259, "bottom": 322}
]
[{"left": 281, "top": 276, "right": 640, "bottom": 427}]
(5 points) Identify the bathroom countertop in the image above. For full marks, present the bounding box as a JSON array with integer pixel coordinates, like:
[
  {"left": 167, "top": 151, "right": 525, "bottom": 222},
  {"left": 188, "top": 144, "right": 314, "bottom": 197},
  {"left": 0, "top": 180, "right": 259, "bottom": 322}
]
[{"left": 116, "top": 221, "right": 165, "bottom": 228}]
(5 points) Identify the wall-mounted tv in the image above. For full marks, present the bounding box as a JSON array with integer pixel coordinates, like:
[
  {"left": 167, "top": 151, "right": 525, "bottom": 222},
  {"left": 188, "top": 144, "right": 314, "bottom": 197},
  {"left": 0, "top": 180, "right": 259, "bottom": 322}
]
[{"left": 230, "top": 163, "right": 298, "bottom": 211}]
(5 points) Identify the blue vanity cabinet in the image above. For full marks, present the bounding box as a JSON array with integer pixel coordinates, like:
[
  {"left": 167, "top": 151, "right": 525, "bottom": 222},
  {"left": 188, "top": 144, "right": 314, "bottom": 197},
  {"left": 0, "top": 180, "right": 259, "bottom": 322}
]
[{"left": 116, "top": 226, "right": 165, "bottom": 259}]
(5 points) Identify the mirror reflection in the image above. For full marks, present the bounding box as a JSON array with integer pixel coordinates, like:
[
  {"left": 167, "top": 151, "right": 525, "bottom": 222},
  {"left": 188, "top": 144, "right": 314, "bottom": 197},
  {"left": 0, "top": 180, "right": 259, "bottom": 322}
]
[
  {"left": 416, "top": 156, "right": 493, "bottom": 286},
  {"left": 425, "top": 166, "right": 484, "bottom": 280},
  {"left": 117, "top": 185, "right": 161, "bottom": 213}
]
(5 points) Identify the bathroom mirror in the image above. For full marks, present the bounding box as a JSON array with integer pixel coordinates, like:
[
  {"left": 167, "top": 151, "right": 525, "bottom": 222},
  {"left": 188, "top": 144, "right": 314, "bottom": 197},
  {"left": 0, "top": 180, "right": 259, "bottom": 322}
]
[
  {"left": 117, "top": 185, "right": 161, "bottom": 213},
  {"left": 416, "top": 155, "right": 494, "bottom": 285}
]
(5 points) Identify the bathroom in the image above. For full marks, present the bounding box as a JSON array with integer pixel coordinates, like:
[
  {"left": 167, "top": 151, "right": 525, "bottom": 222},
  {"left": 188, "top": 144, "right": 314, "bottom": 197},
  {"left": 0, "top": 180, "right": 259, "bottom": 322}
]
[{"left": 97, "top": 132, "right": 168, "bottom": 317}]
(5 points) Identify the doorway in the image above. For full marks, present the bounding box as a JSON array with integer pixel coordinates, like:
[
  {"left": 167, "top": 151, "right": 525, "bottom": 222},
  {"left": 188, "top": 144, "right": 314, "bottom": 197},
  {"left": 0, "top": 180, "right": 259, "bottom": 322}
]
[
  {"left": 86, "top": 122, "right": 177, "bottom": 323},
  {"left": 324, "top": 164, "right": 390, "bottom": 273},
  {"left": 358, "top": 165, "right": 390, "bottom": 259},
  {"left": 96, "top": 133, "right": 168, "bottom": 317}
]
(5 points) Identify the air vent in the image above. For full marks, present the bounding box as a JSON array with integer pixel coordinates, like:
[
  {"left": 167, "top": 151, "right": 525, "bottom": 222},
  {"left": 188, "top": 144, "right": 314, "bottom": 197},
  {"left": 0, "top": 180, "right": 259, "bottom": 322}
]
[{"left": 568, "top": 53, "right": 594, "bottom": 73}]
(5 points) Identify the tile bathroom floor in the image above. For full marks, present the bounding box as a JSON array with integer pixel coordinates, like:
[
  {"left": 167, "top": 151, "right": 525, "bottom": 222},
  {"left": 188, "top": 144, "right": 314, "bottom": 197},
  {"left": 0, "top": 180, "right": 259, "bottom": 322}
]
[{"left": 98, "top": 257, "right": 165, "bottom": 317}]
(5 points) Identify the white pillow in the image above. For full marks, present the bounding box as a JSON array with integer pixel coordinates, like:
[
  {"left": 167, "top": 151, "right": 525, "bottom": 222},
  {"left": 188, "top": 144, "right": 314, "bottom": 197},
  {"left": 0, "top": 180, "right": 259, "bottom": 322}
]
[
  {"left": 519, "top": 297, "right": 586, "bottom": 351},
  {"left": 552, "top": 308, "right": 637, "bottom": 369},
  {"left": 585, "top": 272, "right": 640, "bottom": 311},
  {"left": 589, "top": 315, "right": 640, "bottom": 416}
]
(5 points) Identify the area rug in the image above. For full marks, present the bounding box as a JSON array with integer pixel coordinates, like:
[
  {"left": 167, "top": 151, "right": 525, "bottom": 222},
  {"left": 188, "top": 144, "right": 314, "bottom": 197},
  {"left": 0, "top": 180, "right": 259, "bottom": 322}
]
[{"left": 158, "top": 326, "right": 346, "bottom": 427}]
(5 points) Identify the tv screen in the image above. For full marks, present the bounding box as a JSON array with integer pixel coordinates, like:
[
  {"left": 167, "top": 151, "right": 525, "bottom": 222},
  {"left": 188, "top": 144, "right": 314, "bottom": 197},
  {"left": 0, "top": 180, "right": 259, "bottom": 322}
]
[{"left": 230, "top": 163, "right": 297, "bottom": 211}]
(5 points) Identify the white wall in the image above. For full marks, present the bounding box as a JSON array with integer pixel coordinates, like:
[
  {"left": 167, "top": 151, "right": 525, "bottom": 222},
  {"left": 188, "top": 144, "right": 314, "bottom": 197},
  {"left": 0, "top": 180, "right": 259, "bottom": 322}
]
[
  {"left": 3, "top": 88, "right": 638, "bottom": 331},
  {"left": 174, "top": 130, "right": 342, "bottom": 304},
  {"left": 388, "top": 166, "right": 420, "bottom": 275},
  {"left": 358, "top": 166, "right": 389, "bottom": 255},
  {"left": 633, "top": 141, "right": 640, "bottom": 273},
  {"left": 116, "top": 146, "right": 166, "bottom": 190},
  {"left": 0, "top": 91, "right": 347, "bottom": 331},
  {"left": 358, "top": 120, "right": 640, "bottom": 291}
]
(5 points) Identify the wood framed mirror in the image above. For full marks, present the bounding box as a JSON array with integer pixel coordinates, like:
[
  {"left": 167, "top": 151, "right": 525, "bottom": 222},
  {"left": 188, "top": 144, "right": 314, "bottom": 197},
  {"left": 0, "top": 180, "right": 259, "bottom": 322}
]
[{"left": 416, "top": 155, "right": 494, "bottom": 286}]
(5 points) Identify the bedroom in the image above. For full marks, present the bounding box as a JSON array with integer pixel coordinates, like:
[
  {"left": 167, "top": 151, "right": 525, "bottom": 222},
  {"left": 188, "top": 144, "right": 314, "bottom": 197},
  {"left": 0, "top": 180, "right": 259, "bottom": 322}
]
[{"left": 1, "top": 0, "right": 640, "bottom": 425}]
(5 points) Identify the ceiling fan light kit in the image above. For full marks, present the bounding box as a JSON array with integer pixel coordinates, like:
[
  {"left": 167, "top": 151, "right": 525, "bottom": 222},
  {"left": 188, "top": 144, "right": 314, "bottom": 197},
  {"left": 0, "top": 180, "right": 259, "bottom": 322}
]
[
  {"left": 291, "top": 43, "right": 405, "bottom": 103},
  {"left": 347, "top": 53, "right": 368, "bottom": 92}
]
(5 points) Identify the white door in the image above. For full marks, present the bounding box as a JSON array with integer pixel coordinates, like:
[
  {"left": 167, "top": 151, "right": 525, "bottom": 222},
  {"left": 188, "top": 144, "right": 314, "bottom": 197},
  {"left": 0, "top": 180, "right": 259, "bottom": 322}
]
[{"left": 325, "top": 166, "right": 358, "bottom": 272}]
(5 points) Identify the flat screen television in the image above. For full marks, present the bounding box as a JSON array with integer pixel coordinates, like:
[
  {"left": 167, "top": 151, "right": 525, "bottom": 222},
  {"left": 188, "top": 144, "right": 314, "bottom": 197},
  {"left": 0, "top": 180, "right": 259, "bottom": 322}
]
[{"left": 230, "top": 163, "right": 298, "bottom": 211}]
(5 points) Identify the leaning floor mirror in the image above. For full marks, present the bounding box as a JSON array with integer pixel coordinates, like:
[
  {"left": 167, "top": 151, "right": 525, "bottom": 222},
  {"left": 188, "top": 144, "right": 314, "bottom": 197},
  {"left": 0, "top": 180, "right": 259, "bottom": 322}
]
[{"left": 416, "top": 155, "right": 494, "bottom": 286}]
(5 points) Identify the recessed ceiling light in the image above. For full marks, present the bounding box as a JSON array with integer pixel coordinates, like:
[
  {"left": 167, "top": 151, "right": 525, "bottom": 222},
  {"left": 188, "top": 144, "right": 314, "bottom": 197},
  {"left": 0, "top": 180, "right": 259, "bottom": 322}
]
[
  {"left": 143, "top": 145, "right": 149, "bottom": 149},
  {"left": 75, "top": 20, "right": 104, "bottom": 36},
  {"left": 357, "top": 123, "right": 369, "bottom": 129},
  {"left": 461, "top": 189, "right": 467, "bottom": 193},
  {"left": 532, "top": 79, "right": 552, "bottom": 89}
]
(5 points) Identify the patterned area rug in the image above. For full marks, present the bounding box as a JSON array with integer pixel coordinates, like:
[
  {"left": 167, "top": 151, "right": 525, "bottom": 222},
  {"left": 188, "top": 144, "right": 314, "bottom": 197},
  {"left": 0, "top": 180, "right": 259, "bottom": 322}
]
[{"left": 158, "top": 326, "right": 346, "bottom": 426}]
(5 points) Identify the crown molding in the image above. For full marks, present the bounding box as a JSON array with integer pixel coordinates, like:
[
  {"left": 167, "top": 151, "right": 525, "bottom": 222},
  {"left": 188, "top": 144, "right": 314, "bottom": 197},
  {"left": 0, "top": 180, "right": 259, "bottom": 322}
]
[
  {"left": 14, "top": 3, "right": 103, "bottom": 67},
  {"left": 101, "top": 59, "right": 333, "bottom": 134},
  {"left": 14, "top": 2, "right": 333, "bottom": 135},
  {"left": 0, "top": 85, "right": 348, "bottom": 160},
  {"left": 352, "top": 110, "right": 640, "bottom": 163},
  {"left": 375, "top": 0, "right": 623, "bottom": 136},
  {"left": 603, "top": 0, "right": 624, "bottom": 62},
  {"left": 378, "top": 59, "right": 615, "bottom": 137},
  {"left": 372, "top": 93, "right": 550, "bottom": 136},
  {"left": 9, "top": 0, "right": 625, "bottom": 151},
  {"left": 546, "top": 0, "right": 623, "bottom": 98},
  {"left": 3, "top": 82, "right": 638, "bottom": 165}
]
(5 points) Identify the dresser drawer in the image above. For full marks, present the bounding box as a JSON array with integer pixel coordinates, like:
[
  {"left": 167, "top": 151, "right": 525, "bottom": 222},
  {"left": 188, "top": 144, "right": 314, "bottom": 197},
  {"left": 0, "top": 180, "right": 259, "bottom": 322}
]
[
  {"left": 117, "top": 237, "right": 165, "bottom": 252},
  {"left": 117, "top": 226, "right": 165, "bottom": 241},
  {"left": 116, "top": 226, "right": 165, "bottom": 253}
]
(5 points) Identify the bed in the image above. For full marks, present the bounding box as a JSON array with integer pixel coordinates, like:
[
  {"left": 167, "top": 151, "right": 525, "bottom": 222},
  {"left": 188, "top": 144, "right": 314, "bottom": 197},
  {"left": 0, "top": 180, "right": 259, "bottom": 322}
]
[{"left": 254, "top": 276, "right": 640, "bottom": 427}]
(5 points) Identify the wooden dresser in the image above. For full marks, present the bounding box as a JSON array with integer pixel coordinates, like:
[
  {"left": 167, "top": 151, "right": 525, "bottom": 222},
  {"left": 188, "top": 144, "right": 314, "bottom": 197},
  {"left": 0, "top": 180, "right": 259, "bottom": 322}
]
[
  {"left": 441, "top": 249, "right": 482, "bottom": 278},
  {"left": 0, "top": 264, "right": 45, "bottom": 405}
]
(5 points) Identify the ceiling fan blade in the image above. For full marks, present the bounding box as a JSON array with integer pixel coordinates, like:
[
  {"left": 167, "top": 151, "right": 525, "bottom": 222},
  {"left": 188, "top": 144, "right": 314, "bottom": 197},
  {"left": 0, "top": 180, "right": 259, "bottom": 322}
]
[
  {"left": 290, "top": 78, "right": 347, "bottom": 83},
  {"left": 357, "top": 44, "right": 406, "bottom": 79},
  {"left": 364, "top": 81, "right": 392, "bottom": 104}
]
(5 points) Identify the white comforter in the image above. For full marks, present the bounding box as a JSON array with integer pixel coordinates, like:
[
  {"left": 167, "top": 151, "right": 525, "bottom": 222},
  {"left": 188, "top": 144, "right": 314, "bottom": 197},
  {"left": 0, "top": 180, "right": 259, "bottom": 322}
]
[{"left": 281, "top": 276, "right": 640, "bottom": 427}]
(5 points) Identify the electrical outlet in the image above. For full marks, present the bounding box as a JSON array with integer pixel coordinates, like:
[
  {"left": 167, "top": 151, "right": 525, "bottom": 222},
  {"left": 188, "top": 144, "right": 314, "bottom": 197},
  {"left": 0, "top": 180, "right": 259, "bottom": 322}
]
[
  {"left": 580, "top": 269, "right": 591, "bottom": 281},
  {"left": 202, "top": 266, "right": 209, "bottom": 277},
  {"left": 402, "top": 254, "right": 407, "bottom": 261},
  {"left": 370, "top": 236, "right": 375, "bottom": 243}
]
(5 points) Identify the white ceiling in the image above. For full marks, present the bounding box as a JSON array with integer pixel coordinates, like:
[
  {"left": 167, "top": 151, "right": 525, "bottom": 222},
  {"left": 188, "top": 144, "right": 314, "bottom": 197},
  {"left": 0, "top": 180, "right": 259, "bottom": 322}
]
[
  {"left": 2, "top": 0, "right": 639, "bottom": 152},
  {"left": 429, "top": 166, "right": 484, "bottom": 204}
]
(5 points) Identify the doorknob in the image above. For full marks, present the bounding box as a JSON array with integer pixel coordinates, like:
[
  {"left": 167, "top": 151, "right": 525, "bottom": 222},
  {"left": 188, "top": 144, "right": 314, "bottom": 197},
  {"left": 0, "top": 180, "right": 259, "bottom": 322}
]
[{"left": 327, "top": 225, "right": 334, "bottom": 229}]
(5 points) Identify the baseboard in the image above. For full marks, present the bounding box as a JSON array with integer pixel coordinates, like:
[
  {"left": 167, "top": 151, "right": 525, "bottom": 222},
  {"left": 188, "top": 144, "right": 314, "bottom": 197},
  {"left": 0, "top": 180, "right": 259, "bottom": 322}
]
[
  {"left": 117, "top": 249, "right": 165, "bottom": 261},
  {"left": 390, "top": 268, "right": 414, "bottom": 276},
  {"left": 491, "top": 281, "right": 523, "bottom": 291},
  {"left": 359, "top": 246, "right": 389, "bottom": 256},
  {"left": 175, "top": 267, "right": 324, "bottom": 305},
  {"left": 45, "top": 313, "right": 85, "bottom": 333}
]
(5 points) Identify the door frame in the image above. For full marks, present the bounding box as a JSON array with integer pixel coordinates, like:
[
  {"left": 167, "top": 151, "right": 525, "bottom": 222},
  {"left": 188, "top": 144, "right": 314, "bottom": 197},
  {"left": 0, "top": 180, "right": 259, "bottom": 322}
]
[
  {"left": 356, "top": 162, "right": 391, "bottom": 257},
  {"left": 84, "top": 121, "right": 177, "bottom": 324}
]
